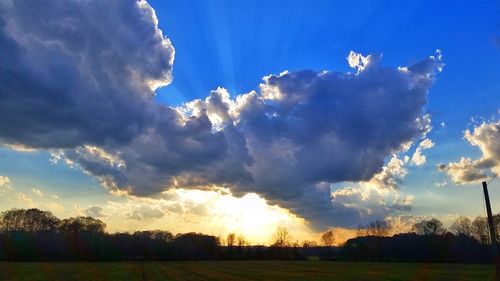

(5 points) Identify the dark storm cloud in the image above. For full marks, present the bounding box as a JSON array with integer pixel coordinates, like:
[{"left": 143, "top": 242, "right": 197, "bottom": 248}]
[
  {"left": 0, "top": 0, "right": 444, "bottom": 228},
  {"left": 67, "top": 51, "right": 441, "bottom": 227},
  {"left": 230, "top": 53, "right": 442, "bottom": 197},
  {"left": 179, "top": 52, "right": 442, "bottom": 227},
  {"left": 0, "top": 0, "right": 174, "bottom": 148}
]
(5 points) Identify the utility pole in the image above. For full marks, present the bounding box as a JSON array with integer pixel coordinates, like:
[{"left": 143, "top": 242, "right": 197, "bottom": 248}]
[
  {"left": 483, "top": 181, "right": 500, "bottom": 280},
  {"left": 483, "top": 181, "right": 498, "bottom": 255}
]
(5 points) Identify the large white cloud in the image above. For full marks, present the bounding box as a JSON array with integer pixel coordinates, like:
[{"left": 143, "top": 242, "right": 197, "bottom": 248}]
[
  {"left": 439, "top": 120, "right": 500, "bottom": 184},
  {"left": 0, "top": 0, "right": 444, "bottom": 228},
  {"left": 59, "top": 51, "right": 442, "bottom": 227}
]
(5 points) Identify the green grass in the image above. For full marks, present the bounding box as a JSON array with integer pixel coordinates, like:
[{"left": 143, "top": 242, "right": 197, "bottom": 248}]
[{"left": 0, "top": 261, "right": 494, "bottom": 281}]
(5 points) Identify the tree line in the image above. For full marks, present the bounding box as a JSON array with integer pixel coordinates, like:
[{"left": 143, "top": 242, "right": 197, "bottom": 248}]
[
  {"left": 0, "top": 208, "right": 497, "bottom": 262},
  {"left": 0, "top": 208, "right": 335, "bottom": 261},
  {"left": 344, "top": 216, "right": 497, "bottom": 263}
]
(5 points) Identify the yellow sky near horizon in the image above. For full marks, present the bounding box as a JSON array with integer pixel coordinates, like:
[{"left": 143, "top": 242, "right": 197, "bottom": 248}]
[{"left": 0, "top": 177, "right": 368, "bottom": 245}]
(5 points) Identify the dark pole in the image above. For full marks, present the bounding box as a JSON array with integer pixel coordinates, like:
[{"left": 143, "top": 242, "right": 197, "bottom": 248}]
[
  {"left": 483, "top": 181, "right": 500, "bottom": 281},
  {"left": 483, "top": 181, "right": 498, "bottom": 255}
]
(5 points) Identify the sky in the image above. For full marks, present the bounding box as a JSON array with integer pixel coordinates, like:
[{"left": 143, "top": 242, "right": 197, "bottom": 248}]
[{"left": 0, "top": 0, "right": 499, "bottom": 244}]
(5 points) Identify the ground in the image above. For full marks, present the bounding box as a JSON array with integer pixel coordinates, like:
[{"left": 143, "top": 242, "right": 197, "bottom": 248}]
[{"left": 0, "top": 261, "right": 494, "bottom": 281}]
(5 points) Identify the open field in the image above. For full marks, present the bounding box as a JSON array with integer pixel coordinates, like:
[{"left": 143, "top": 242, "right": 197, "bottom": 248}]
[{"left": 0, "top": 261, "right": 494, "bottom": 281}]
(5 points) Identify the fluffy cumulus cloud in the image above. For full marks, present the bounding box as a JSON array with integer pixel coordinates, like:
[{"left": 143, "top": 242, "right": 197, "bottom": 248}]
[
  {"left": 331, "top": 185, "right": 414, "bottom": 222},
  {"left": 0, "top": 0, "right": 444, "bottom": 229},
  {"left": 364, "top": 154, "right": 409, "bottom": 190},
  {"left": 0, "top": 0, "right": 174, "bottom": 148},
  {"left": 54, "top": 50, "right": 442, "bottom": 228},
  {"left": 0, "top": 176, "right": 11, "bottom": 187},
  {"left": 0, "top": 176, "right": 12, "bottom": 193},
  {"left": 411, "top": 138, "right": 434, "bottom": 166},
  {"left": 439, "top": 120, "right": 500, "bottom": 184}
]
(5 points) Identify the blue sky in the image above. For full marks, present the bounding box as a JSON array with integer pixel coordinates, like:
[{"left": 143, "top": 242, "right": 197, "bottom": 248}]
[
  {"left": 152, "top": 0, "right": 498, "bottom": 115},
  {"left": 0, "top": 0, "right": 499, "bottom": 242},
  {"left": 150, "top": 0, "right": 500, "bottom": 219}
]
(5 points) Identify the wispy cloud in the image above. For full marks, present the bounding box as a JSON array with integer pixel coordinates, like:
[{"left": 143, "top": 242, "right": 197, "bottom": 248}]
[{"left": 31, "top": 188, "right": 43, "bottom": 197}]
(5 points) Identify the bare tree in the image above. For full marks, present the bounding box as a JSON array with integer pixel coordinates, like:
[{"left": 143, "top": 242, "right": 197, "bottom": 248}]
[
  {"left": 356, "top": 225, "right": 369, "bottom": 237},
  {"left": 450, "top": 216, "right": 472, "bottom": 237},
  {"left": 472, "top": 216, "right": 489, "bottom": 244},
  {"left": 369, "top": 220, "right": 392, "bottom": 236},
  {"left": 357, "top": 220, "right": 392, "bottom": 237},
  {"left": 217, "top": 236, "right": 226, "bottom": 246},
  {"left": 321, "top": 230, "right": 335, "bottom": 246},
  {"left": 226, "top": 233, "right": 236, "bottom": 247},
  {"left": 237, "top": 234, "right": 247, "bottom": 247},
  {"left": 272, "top": 226, "right": 291, "bottom": 247},
  {"left": 494, "top": 214, "right": 500, "bottom": 240}
]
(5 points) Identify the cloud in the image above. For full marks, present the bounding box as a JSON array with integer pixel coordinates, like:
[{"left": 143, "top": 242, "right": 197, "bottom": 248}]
[
  {"left": 330, "top": 185, "right": 414, "bottom": 225},
  {"left": 0, "top": 0, "right": 444, "bottom": 229},
  {"left": 434, "top": 180, "right": 447, "bottom": 188},
  {"left": 63, "top": 51, "right": 441, "bottom": 227},
  {"left": 45, "top": 202, "right": 65, "bottom": 216},
  {"left": 31, "top": 188, "right": 43, "bottom": 197},
  {"left": 0, "top": 176, "right": 11, "bottom": 187},
  {"left": 0, "top": 0, "right": 174, "bottom": 148},
  {"left": 85, "top": 205, "right": 105, "bottom": 218},
  {"left": 16, "top": 192, "right": 35, "bottom": 208},
  {"left": 82, "top": 189, "right": 312, "bottom": 244},
  {"left": 129, "top": 205, "right": 165, "bottom": 221},
  {"left": 0, "top": 176, "right": 12, "bottom": 193},
  {"left": 3, "top": 144, "right": 36, "bottom": 152},
  {"left": 363, "top": 154, "right": 409, "bottom": 190},
  {"left": 439, "top": 120, "right": 500, "bottom": 184},
  {"left": 411, "top": 138, "right": 434, "bottom": 166}
]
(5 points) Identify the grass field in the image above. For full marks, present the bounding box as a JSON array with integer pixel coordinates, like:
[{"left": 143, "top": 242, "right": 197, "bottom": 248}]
[{"left": 0, "top": 261, "right": 494, "bottom": 281}]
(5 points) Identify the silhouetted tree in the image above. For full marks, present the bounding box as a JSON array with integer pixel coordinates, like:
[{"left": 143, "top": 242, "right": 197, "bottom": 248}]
[
  {"left": 0, "top": 208, "right": 59, "bottom": 232},
  {"left": 412, "top": 218, "right": 445, "bottom": 235},
  {"left": 472, "top": 216, "right": 490, "bottom": 244},
  {"left": 236, "top": 234, "right": 247, "bottom": 247},
  {"left": 59, "top": 216, "right": 106, "bottom": 234},
  {"left": 133, "top": 230, "right": 174, "bottom": 242},
  {"left": 272, "top": 226, "right": 291, "bottom": 247},
  {"left": 321, "top": 230, "right": 335, "bottom": 246},
  {"left": 302, "top": 240, "right": 318, "bottom": 247},
  {"left": 340, "top": 233, "right": 489, "bottom": 263},
  {"left": 226, "top": 233, "right": 236, "bottom": 247},
  {"left": 357, "top": 220, "right": 392, "bottom": 237},
  {"left": 494, "top": 214, "right": 500, "bottom": 240},
  {"left": 217, "top": 236, "right": 226, "bottom": 246},
  {"left": 170, "top": 233, "right": 218, "bottom": 260},
  {"left": 450, "top": 216, "right": 472, "bottom": 237},
  {"left": 0, "top": 207, "right": 493, "bottom": 263}
]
